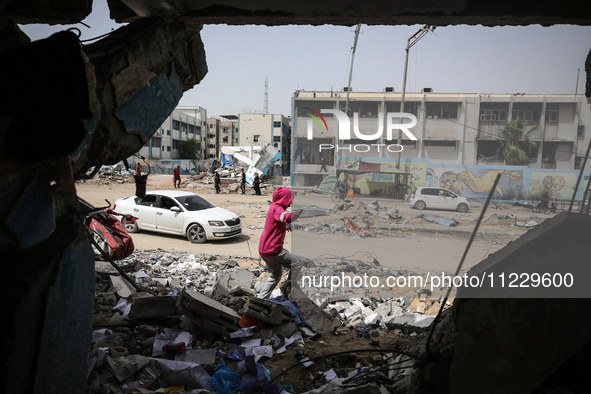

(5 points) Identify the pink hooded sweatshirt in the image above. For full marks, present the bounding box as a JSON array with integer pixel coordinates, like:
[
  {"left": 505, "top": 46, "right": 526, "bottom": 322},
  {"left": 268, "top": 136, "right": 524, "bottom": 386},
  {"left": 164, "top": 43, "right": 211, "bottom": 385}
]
[{"left": 258, "top": 187, "right": 294, "bottom": 257}]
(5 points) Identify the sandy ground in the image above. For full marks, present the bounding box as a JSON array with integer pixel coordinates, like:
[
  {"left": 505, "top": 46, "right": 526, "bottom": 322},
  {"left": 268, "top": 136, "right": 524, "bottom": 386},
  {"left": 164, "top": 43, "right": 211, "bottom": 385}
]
[{"left": 77, "top": 174, "right": 554, "bottom": 275}]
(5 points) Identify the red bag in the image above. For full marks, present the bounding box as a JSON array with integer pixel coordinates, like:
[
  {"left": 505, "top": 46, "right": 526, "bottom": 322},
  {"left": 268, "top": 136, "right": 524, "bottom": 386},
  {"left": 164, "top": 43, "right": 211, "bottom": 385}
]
[{"left": 85, "top": 208, "right": 137, "bottom": 260}]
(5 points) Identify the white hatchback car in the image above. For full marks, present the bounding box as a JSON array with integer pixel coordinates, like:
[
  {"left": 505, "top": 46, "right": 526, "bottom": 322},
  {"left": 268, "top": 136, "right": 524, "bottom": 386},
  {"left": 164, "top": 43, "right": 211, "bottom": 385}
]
[
  {"left": 409, "top": 187, "right": 470, "bottom": 213},
  {"left": 114, "top": 190, "right": 242, "bottom": 243}
]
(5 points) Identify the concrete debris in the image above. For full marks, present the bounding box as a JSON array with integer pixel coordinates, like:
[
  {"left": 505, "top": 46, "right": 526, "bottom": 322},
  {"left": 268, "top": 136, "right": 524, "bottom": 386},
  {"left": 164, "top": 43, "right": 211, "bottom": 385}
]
[
  {"left": 89, "top": 249, "right": 456, "bottom": 392},
  {"left": 243, "top": 297, "right": 292, "bottom": 326},
  {"left": 292, "top": 204, "right": 329, "bottom": 218},
  {"left": 418, "top": 214, "right": 460, "bottom": 227},
  {"left": 128, "top": 295, "right": 179, "bottom": 320},
  {"left": 515, "top": 219, "right": 540, "bottom": 227},
  {"left": 177, "top": 289, "right": 241, "bottom": 338}
]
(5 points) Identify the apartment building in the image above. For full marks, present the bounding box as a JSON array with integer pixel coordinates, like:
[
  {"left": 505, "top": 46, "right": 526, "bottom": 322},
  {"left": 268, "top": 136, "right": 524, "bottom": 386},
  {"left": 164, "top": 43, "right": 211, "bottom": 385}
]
[
  {"left": 204, "top": 115, "right": 238, "bottom": 160},
  {"left": 205, "top": 118, "right": 220, "bottom": 159},
  {"left": 291, "top": 90, "right": 591, "bottom": 190},
  {"left": 238, "top": 113, "right": 291, "bottom": 175},
  {"left": 138, "top": 106, "right": 206, "bottom": 166}
]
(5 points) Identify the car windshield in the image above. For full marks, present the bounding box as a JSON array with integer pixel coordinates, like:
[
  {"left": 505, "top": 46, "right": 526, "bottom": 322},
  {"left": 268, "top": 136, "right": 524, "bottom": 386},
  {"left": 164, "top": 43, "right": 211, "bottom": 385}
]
[{"left": 176, "top": 195, "right": 215, "bottom": 211}]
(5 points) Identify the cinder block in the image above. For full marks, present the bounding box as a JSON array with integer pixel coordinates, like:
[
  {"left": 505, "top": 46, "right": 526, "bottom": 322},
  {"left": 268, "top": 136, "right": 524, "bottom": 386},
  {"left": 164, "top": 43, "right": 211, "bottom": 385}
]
[
  {"left": 128, "top": 295, "right": 179, "bottom": 320},
  {"left": 243, "top": 298, "right": 292, "bottom": 326},
  {"left": 177, "top": 289, "right": 241, "bottom": 338}
]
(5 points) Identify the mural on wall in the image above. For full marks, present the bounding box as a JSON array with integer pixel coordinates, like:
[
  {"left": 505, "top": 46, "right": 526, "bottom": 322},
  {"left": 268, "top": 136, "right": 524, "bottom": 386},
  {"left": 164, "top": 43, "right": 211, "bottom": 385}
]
[
  {"left": 529, "top": 172, "right": 576, "bottom": 200},
  {"left": 313, "top": 157, "right": 590, "bottom": 201},
  {"left": 432, "top": 167, "right": 524, "bottom": 199},
  {"left": 399, "top": 160, "right": 427, "bottom": 189}
]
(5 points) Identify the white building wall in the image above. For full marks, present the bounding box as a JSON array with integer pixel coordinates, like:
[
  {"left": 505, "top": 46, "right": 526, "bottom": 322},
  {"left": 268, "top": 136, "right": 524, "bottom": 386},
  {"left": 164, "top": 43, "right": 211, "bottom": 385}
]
[
  {"left": 239, "top": 114, "right": 273, "bottom": 146},
  {"left": 292, "top": 91, "right": 591, "bottom": 178}
]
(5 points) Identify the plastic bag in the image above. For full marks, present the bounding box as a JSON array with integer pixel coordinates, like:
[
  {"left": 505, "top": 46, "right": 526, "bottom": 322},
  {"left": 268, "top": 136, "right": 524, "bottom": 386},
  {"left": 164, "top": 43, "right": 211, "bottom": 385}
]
[{"left": 209, "top": 359, "right": 241, "bottom": 394}]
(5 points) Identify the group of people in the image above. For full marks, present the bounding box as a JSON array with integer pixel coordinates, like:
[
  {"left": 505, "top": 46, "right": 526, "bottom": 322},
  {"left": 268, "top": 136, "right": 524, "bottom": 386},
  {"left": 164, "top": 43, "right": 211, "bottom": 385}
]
[{"left": 213, "top": 168, "right": 262, "bottom": 195}]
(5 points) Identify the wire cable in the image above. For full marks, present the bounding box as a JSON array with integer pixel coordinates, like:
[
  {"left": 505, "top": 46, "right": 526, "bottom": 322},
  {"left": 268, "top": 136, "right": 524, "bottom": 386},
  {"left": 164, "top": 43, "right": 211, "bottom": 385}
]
[{"left": 425, "top": 172, "right": 501, "bottom": 357}]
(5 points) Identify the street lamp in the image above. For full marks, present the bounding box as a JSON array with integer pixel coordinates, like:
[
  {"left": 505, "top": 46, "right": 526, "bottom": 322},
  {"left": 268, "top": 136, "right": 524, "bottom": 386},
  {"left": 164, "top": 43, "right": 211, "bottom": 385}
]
[{"left": 396, "top": 25, "right": 435, "bottom": 169}]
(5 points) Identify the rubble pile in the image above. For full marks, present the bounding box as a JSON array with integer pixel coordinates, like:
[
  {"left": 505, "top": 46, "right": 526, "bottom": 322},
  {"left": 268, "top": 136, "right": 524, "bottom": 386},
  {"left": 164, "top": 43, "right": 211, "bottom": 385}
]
[
  {"left": 329, "top": 199, "right": 402, "bottom": 221},
  {"left": 89, "top": 171, "right": 136, "bottom": 185},
  {"left": 88, "top": 250, "right": 454, "bottom": 393}
]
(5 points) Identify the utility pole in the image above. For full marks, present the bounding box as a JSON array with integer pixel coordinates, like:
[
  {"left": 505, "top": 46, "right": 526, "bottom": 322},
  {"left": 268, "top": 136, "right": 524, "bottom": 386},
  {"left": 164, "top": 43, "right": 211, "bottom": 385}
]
[
  {"left": 337, "top": 24, "right": 361, "bottom": 172},
  {"left": 396, "top": 25, "right": 435, "bottom": 169}
]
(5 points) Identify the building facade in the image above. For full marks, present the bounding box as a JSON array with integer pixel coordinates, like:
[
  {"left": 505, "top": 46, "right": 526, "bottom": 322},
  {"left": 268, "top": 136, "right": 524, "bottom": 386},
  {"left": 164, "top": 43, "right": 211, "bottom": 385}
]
[
  {"left": 238, "top": 113, "right": 291, "bottom": 175},
  {"left": 291, "top": 90, "right": 591, "bottom": 189},
  {"left": 138, "top": 107, "right": 206, "bottom": 170},
  {"left": 204, "top": 116, "right": 239, "bottom": 160},
  {"left": 205, "top": 117, "right": 220, "bottom": 159}
]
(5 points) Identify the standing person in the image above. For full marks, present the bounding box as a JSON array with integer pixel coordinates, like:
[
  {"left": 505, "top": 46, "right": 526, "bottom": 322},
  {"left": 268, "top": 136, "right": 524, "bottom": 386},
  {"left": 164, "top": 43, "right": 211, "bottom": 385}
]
[
  {"left": 319, "top": 156, "right": 328, "bottom": 172},
  {"left": 173, "top": 165, "right": 181, "bottom": 188},
  {"left": 240, "top": 168, "right": 246, "bottom": 194},
  {"left": 253, "top": 173, "right": 262, "bottom": 195},
  {"left": 135, "top": 162, "right": 142, "bottom": 176},
  {"left": 258, "top": 187, "right": 311, "bottom": 299},
  {"left": 214, "top": 170, "right": 221, "bottom": 194}
]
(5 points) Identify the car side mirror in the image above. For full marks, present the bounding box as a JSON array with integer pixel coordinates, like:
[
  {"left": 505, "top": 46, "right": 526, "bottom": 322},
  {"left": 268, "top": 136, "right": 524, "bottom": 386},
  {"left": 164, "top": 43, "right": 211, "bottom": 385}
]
[{"left": 170, "top": 206, "right": 180, "bottom": 212}]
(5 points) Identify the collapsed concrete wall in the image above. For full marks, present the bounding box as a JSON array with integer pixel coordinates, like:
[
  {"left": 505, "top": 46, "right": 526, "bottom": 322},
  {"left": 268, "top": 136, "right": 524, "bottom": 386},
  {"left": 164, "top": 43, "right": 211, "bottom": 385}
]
[{"left": 410, "top": 212, "right": 591, "bottom": 393}]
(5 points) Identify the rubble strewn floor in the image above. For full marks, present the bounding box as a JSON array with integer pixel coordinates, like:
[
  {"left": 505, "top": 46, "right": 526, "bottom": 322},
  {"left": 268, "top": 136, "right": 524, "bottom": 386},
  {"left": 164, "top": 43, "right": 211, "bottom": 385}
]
[
  {"left": 89, "top": 250, "right": 451, "bottom": 393},
  {"left": 80, "top": 173, "right": 560, "bottom": 392}
]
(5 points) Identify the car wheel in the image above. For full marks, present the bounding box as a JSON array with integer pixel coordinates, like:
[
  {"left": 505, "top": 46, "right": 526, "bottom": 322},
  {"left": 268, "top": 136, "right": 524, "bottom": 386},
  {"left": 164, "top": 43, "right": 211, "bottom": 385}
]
[
  {"left": 122, "top": 218, "right": 138, "bottom": 233},
  {"left": 457, "top": 203, "right": 469, "bottom": 213},
  {"left": 414, "top": 200, "right": 426, "bottom": 210},
  {"left": 187, "top": 223, "right": 207, "bottom": 243}
]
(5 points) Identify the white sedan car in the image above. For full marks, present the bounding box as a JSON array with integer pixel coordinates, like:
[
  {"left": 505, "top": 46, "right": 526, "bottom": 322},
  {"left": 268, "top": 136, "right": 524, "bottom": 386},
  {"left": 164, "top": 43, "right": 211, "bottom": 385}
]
[
  {"left": 409, "top": 187, "right": 470, "bottom": 213},
  {"left": 114, "top": 190, "right": 242, "bottom": 243}
]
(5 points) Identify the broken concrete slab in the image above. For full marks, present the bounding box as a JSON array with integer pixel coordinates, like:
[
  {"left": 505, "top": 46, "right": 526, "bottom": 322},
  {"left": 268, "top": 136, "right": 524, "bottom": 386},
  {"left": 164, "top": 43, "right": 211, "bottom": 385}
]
[
  {"left": 385, "top": 313, "right": 435, "bottom": 331},
  {"left": 176, "top": 289, "right": 240, "bottom": 338},
  {"left": 128, "top": 295, "right": 179, "bottom": 320},
  {"left": 292, "top": 205, "right": 328, "bottom": 218},
  {"left": 217, "top": 269, "right": 255, "bottom": 291},
  {"left": 419, "top": 214, "right": 459, "bottom": 227},
  {"left": 374, "top": 301, "right": 404, "bottom": 318},
  {"left": 291, "top": 287, "right": 338, "bottom": 334},
  {"left": 243, "top": 297, "right": 292, "bottom": 326}
]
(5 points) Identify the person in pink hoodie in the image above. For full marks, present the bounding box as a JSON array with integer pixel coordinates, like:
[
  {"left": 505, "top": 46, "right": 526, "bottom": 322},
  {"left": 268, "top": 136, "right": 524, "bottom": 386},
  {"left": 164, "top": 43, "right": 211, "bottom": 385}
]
[{"left": 258, "top": 187, "right": 311, "bottom": 299}]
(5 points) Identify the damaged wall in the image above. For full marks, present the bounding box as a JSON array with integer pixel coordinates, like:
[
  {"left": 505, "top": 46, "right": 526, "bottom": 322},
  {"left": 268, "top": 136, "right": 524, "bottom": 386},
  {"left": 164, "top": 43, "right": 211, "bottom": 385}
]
[
  {"left": 73, "top": 17, "right": 207, "bottom": 177},
  {"left": 410, "top": 213, "right": 591, "bottom": 393}
]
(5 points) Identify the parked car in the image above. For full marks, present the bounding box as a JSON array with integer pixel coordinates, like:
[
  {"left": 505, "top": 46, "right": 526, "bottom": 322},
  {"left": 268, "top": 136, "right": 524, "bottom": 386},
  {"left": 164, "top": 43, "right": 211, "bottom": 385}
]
[
  {"left": 409, "top": 187, "right": 470, "bottom": 213},
  {"left": 113, "top": 190, "right": 242, "bottom": 243}
]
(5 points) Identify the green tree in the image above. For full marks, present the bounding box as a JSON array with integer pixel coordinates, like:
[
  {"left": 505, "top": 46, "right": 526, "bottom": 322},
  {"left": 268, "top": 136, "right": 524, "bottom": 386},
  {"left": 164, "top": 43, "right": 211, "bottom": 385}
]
[
  {"left": 178, "top": 138, "right": 201, "bottom": 160},
  {"left": 497, "top": 119, "right": 538, "bottom": 165}
]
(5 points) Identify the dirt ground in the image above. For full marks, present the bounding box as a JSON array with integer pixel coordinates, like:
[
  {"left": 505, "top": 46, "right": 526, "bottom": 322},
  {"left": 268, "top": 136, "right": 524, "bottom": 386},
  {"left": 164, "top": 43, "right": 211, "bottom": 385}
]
[
  {"left": 76, "top": 174, "right": 556, "bottom": 275},
  {"left": 80, "top": 174, "right": 559, "bottom": 392}
]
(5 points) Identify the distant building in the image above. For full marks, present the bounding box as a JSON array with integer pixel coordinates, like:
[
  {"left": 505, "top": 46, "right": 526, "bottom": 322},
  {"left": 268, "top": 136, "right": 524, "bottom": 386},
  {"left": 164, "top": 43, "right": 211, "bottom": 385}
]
[
  {"left": 291, "top": 90, "right": 591, "bottom": 188},
  {"left": 205, "top": 117, "right": 220, "bottom": 159},
  {"left": 138, "top": 106, "right": 206, "bottom": 171},
  {"left": 204, "top": 115, "right": 238, "bottom": 160},
  {"left": 238, "top": 113, "right": 291, "bottom": 175},
  {"left": 219, "top": 115, "right": 239, "bottom": 151}
]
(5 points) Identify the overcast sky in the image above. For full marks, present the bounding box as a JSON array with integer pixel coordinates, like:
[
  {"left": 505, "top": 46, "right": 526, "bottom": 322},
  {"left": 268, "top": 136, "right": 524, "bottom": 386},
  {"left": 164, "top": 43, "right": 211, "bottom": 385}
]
[{"left": 21, "top": 0, "right": 591, "bottom": 118}]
